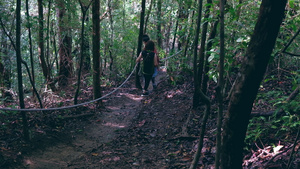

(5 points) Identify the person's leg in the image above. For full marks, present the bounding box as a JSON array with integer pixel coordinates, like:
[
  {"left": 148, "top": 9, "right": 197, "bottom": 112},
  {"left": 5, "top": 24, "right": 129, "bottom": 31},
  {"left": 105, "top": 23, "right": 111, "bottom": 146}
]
[
  {"left": 152, "top": 67, "right": 158, "bottom": 89},
  {"left": 144, "top": 74, "right": 152, "bottom": 92},
  {"left": 152, "top": 77, "right": 157, "bottom": 89}
]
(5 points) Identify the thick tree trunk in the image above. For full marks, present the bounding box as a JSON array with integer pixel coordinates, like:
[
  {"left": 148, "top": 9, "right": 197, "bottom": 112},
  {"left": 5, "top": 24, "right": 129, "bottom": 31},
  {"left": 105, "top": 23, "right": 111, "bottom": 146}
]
[
  {"left": 57, "top": 0, "right": 73, "bottom": 87},
  {"left": 92, "top": 0, "right": 102, "bottom": 105},
  {"left": 221, "top": 1, "right": 287, "bottom": 168}
]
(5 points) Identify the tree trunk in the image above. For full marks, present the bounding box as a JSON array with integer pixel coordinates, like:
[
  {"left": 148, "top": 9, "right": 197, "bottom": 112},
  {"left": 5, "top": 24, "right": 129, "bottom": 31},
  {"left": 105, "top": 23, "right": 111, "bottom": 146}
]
[
  {"left": 177, "top": 0, "right": 191, "bottom": 52},
  {"left": 0, "top": 60, "right": 3, "bottom": 97},
  {"left": 108, "top": 0, "right": 114, "bottom": 73},
  {"left": 156, "top": 0, "right": 162, "bottom": 49},
  {"left": 215, "top": 0, "right": 225, "bottom": 168},
  {"left": 192, "top": 0, "right": 203, "bottom": 109},
  {"left": 183, "top": 8, "right": 195, "bottom": 64},
  {"left": 57, "top": 0, "right": 73, "bottom": 87},
  {"left": 202, "top": 19, "right": 219, "bottom": 94},
  {"left": 221, "top": 1, "right": 287, "bottom": 168},
  {"left": 0, "top": 33, "right": 12, "bottom": 92},
  {"left": 38, "top": 0, "right": 51, "bottom": 84},
  {"left": 144, "top": 0, "right": 153, "bottom": 33},
  {"left": 92, "top": 0, "right": 102, "bottom": 105},
  {"left": 26, "top": 0, "right": 35, "bottom": 96},
  {"left": 135, "top": 0, "right": 146, "bottom": 90},
  {"left": 75, "top": 0, "right": 92, "bottom": 105},
  {"left": 16, "top": 0, "right": 29, "bottom": 141},
  {"left": 197, "top": 0, "right": 212, "bottom": 92},
  {"left": 83, "top": 7, "right": 91, "bottom": 72},
  {"left": 171, "top": 12, "right": 178, "bottom": 52}
]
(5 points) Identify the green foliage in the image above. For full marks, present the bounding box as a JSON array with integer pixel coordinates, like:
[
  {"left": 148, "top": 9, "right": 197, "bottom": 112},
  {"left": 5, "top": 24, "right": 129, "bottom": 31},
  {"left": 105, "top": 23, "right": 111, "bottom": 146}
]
[
  {"left": 0, "top": 110, "right": 19, "bottom": 131},
  {"left": 246, "top": 110, "right": 300, "bottom": 146},
  {"left": 246, "top": 91, "right": 300, "bottom": 147}
]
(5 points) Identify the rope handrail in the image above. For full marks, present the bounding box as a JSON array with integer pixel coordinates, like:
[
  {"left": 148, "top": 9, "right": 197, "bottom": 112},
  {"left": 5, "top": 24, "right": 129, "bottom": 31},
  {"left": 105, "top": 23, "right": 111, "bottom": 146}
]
[
  {"left": 160, "top": 50, "right": 182, "bottom": 61},
  {"left": 0, "top": 63, "right": 138, "bottom": 112},
  {"left": 0, "top": 50, "right": 182, "bottom": 112}
]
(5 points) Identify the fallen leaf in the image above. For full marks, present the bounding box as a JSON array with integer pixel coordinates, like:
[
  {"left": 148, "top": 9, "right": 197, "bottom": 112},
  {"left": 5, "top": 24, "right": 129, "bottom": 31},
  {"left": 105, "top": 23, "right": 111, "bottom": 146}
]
[{"left": 91, "top": 153, "right": 99, "bottom": 156}]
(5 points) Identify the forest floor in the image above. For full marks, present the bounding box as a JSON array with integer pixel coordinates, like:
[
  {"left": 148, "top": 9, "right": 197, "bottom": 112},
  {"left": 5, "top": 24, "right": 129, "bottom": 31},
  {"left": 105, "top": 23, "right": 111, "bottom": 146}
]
[{"left": 0, "top": 67, "right": 299, "bottom": 169}]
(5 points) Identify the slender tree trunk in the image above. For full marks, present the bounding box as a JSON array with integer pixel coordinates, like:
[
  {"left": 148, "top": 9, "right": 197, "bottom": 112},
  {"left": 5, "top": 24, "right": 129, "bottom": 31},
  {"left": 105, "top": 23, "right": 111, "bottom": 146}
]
[
  {"left": 144, "top": 0, "right": 153, "bottom": 33},
  {"left": 171, "top": 13, "right": 178, "bottom": 52},
  {"left": 165, "top": 10, "right": 173, "bottom": 54},
  {"left": 0, "top": 20, "right": 13, "bottom": 96},
  {"left": 215, "top": 0, "right": 225, "bottom": 168},
  {"left": 75, "top": 1, "right": 92, "bottom": 105},
  {"left": 108, "top": 0, "right": 114, "bottom": 73},
  {"left": 38, "top": 0, "right": 50, "bottom": 82},
  {"left": 184, "top": 9, "right": 195, "bottom": 64},
  {"left": 192, "top": 0, "right": 203, "bottom": 109},
  {"left": 221, "top": 1, "right": 287, "bottom": 168},
  {"left": 156, "top": 0, "right": 162, "bottom": 49},
  {"left": 135, "top": 0, "right": 146, "bottom": 90},
  {"left": 0, "top": 59, "right": 3, "bottom": 97},
  {"left": 189, "top": 94, "right": 211, "bottom": 169},
  {"left": 177, "top": 0, "right": 191, "bottom": 52},
  {"left": 0, "top": 36, "right": 4, "bottom": 96},
  {"left": 92, "top": 0, "right": 102, "bottom": 105},
  {"left": 83, "top": 8, "right": 91, "bottom": 72},
  {"left": 16, "top": 0, "right": 29, "bottom": 141},
  {"left": 197, "top": 0, "right": 212, "bottom": 91},
  {"left": 202, "top": 19, "right": 219, "bottom": 94},
  {"left": 46, "top": 0, "right": 52, "bottom": 70},
  {"left": 25, "top": 0, "right": 35, "bottom": 96}
]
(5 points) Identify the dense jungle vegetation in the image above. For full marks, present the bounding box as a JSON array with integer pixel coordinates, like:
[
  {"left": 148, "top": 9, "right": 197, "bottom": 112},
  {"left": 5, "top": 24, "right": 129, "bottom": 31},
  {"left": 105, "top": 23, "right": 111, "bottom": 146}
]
[{"left": 0, "top": 0, "right": 299, "bottom": 168}]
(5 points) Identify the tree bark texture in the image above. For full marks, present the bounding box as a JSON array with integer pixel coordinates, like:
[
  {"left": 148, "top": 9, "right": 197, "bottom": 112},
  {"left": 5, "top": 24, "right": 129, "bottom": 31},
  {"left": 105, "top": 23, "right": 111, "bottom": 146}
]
[
  {"left": 26, "top": 0, "right": 35, "bottom": 95},
  {"left": 192, "top": 0, "right": 203, "bottom": 109},
  {"left": 16, "top": 0, "right": 29, "bottom": 141},
  {"left": 156, "top": 0, "right": 162, "bottom": 49},
  {"left": 221, "top": 1, "right": 287, "bottom": 168},
  {"left": 57, "top": 0, "right": 73, "bottom": 87},
  {"left": 92, "top": 0, "right": 102, "bottom": 103},
  {"left": 135, "top": 0, "right": 145, "bottom": 90},
  {"left": 38, "top": 0, "right": 51, "bottom": 82}
]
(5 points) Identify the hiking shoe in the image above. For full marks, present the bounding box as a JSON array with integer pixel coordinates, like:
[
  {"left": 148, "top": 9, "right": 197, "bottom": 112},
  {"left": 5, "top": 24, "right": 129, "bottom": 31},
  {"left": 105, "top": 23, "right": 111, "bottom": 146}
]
[{"left": 141, "top": 90, "right": 149, "bottom": 96}]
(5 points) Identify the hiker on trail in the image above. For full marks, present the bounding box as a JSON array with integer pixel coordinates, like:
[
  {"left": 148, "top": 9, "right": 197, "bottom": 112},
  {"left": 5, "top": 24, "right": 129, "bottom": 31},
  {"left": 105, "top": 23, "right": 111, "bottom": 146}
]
[
  {"left": 136, "top": 40, "right": 158, "bottom": 96},
  {"left": 142, "top": 34, "right": 160, "bottom": 90}
]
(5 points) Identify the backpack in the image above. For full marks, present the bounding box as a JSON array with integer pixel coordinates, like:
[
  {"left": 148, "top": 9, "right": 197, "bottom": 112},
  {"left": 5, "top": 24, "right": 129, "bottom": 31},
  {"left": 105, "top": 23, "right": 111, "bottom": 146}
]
[{"left": 142, "top": 50, "right": 155, "bottom": 75}]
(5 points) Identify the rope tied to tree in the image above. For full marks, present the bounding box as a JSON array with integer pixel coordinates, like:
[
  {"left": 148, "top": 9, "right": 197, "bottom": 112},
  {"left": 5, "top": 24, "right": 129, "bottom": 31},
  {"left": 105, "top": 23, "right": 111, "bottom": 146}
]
[{"left": 0, "top": 50, "right": 182, "bottom": 112}]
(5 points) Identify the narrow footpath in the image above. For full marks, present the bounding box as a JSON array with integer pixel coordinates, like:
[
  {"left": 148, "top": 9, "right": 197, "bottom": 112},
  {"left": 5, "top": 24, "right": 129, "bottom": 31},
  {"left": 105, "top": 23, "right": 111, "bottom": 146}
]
[{"left": 20, "top": 70, "right": 167, "bottom": 169}]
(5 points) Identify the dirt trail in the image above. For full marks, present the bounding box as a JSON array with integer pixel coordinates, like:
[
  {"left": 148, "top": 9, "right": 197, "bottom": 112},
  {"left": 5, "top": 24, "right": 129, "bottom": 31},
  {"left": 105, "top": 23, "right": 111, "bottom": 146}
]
[
  {"left": 21, "top": 92, "right": 142, "bottom": 169},
  {"left": 21, "top": 71, "right": 166, "bottom": 169}
]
